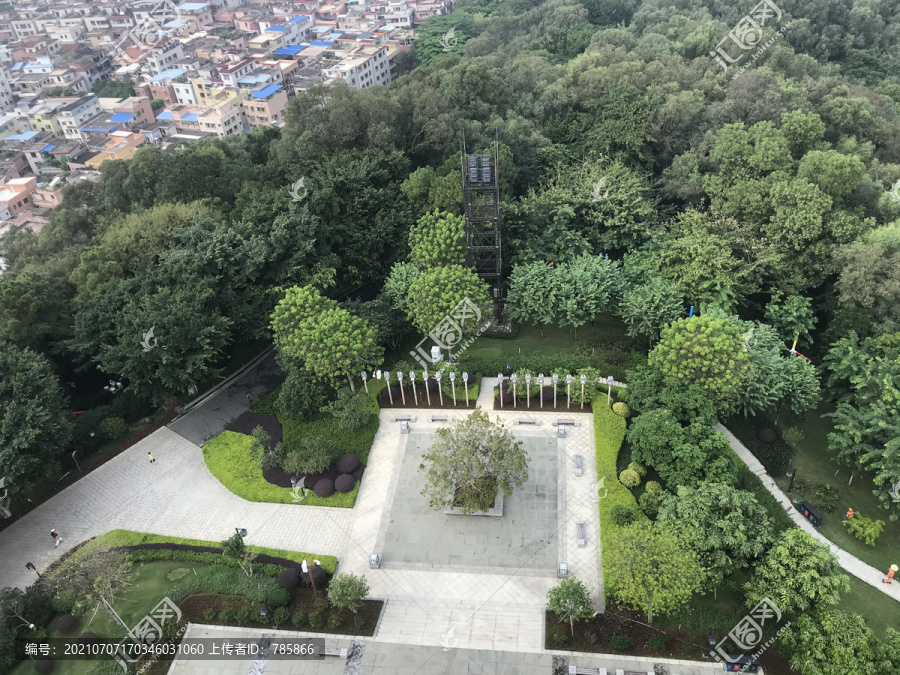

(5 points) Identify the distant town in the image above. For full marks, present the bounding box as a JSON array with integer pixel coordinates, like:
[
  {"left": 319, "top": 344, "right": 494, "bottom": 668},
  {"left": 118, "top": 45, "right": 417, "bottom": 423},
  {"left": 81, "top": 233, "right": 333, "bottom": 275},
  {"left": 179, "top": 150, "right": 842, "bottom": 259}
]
[{"left": 0, "top": 0, "right": 452, "bottom": 236}]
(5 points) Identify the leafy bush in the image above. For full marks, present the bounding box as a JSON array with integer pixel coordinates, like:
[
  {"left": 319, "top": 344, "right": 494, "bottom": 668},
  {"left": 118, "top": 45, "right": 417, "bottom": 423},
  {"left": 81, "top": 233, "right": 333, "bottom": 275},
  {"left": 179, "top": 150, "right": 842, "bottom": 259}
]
[
  {"left": 202, "top": 608, "right": 216, "bottom": 621},
  {"left": 308, "top": 611, "right": 323, "bottom": 628},
  {"left": 639, "top": 491, "right": 663, "bottom": 519},
  {"left": 584, "top": 630, "right": 597, "bottom": 644},
  {"left": 354, "top": 615, "right": 366, "bottom": 630},
  {"left": 273, "top": 606, "right": 290, "bottom": 625},
  {"left": 843, "top": 513, "right": 885, "bottom": 546},
  {"left": 51, "top": 589, "right": 77, "bottom": 613},
  {"left": 265, "top": 587, "right": 290, "bottom": 608},
  {"left": 627, "top": 461, "right": 646, "bottom": 477},
  {"left": 55, "top": 614, "right": 77, "bottom": 634},
  {"left": 609, "top": 504, "right": 636, "bottom": 526},
  {"left": 644, "top": 480, "right": 661, "bottom": 495},
  {"left": 278, "top": 568, "right": 300, "bottom": 590},
  {"left": 611, "top": 635, "right": 632, "bottom": 650},
  {"left": 291, "top": 611, "right": 306, "bottom": 626},
  {"left": 327, "top": 613, "right": 341, "bottom": 628},
  {"left": 613, "top": 402, "right": 631, "bottom": 418},
  {"left": 321, "top": 388, "right": 377, "bottom": 431},
  {"left": 337, "top": 454, "right": 359, "bottom": 474},
  {"left": 314, "top": 478, "right": 335, "bottom": 497},
  {"left": 782, "top": 426, "right": 805, "bottom": 449},
  {"left": 236, "top": 605, "right": 258, "bottom": 624},
  {"left": 284, "top": 435, "right": 343, "bottom": 475},
  {"left": 99, "top": 417, "right": 128, "bottom": 440},
  {"left": 334, "top": 474, "right": 356, "bottom": 493},
  {"left": 218, "top": 609, "right": 235, "bottom": 623},
  {"left": 278, "top": 371, "right": 332, "bottom": 418},
  {"left": 649, "top": 634, "right": 665, "bottom": 651},
  {"left": 618, "top": 469, "right": 640, "bottom": 488},
  {"left": 811, "top": 483, "right": 840, "bottom": 512},
  {"left": 552, "top": 630, "right": 568, "bottom": 645},
  {"left": 328, "top": 573, "right": 369, "bottom": 614}
]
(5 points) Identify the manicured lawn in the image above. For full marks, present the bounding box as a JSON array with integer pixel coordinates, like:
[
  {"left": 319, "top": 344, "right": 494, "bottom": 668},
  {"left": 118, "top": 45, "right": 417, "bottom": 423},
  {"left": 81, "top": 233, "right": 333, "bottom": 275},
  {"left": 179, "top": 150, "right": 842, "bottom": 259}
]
[
  {"left": 770, "top": 401, "right": 900, "bottom": 574},
  {"left": 72, "top": 529, "right": 338, "bottom": 572},
  {"left": 837, "top": 575, "right": 900, "bottom": 641},
  {"left": 202, "top": 431, "right": 361, "bottom": 507},
  {"left": 465, "top": 316, "right": 634, "bottom": 360}
]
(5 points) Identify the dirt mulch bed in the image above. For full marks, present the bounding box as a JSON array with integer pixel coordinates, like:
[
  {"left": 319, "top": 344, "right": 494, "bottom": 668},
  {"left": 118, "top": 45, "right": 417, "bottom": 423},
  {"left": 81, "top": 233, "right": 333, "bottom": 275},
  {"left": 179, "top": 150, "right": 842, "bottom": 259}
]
[
  {"left": 544, "top": 606, "right": 794, "bottom": 673},
  {"left": 493, "top": 382, "right": 593, "bottom": 413},
  {"left": 225, "top": 412, "right": 283, "bottom": 446},
  {"left": 263, "top": 460, "right": 365, "bottom": 489},
  {"left": 377, "top": 383, "right": 477, "bottom": 409}
]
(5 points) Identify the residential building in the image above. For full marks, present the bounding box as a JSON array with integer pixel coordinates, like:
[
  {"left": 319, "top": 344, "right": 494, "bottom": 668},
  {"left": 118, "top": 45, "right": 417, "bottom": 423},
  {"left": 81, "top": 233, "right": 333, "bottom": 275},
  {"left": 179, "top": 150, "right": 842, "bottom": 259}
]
[
  {"left": 0, "top": 176, "right": 37, "bottom": 220},
  {"left": 58, "top": 94, "right": 102, "bottom": 140},
  {"left": 242, "top": 82, "right": 286, "bottom": 127}
]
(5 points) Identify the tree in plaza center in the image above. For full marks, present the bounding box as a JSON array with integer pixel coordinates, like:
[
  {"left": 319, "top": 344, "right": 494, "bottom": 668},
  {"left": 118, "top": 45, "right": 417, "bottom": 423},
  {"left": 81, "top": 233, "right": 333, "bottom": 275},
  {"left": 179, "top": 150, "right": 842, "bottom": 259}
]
[
  {"left": 648, "top": 315, "right": 750, "bottom": 412},
  {"left": 270, "top": 285, "right": 382, "bottom": 392},
  {"left": 419, "top": 407, "right": 529, "bottom": 514}
]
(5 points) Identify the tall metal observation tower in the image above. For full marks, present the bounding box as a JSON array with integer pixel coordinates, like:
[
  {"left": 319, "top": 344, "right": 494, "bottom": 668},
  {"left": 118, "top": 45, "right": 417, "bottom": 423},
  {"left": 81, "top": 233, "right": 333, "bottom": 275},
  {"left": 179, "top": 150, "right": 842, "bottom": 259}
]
[{"left": 462, "top": 145, "right": 503, "bottom": 323}]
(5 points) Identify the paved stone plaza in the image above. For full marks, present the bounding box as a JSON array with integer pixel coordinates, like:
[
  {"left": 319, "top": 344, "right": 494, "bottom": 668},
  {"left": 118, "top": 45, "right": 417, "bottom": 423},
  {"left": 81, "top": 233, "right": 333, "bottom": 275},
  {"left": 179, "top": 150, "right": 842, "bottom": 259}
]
[{"left": 377, "top": 430, "right": 560, "bottom": 573}]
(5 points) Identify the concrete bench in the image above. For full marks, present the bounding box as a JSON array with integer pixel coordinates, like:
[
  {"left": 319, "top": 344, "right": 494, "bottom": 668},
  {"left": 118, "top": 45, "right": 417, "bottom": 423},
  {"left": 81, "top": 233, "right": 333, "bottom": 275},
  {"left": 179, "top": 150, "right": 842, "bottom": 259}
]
[
  {"left": 429, "top": 415, "right": 449, "bottom": 422},
  {"left": 392, "top": 414, "right": 416, "bottom": 422},
  {"left": 576, "top": 522, "right": 586, "bottom": 547},
  {"left": 554, "top": 418, "right": 581, "bottom": 426},
  {"left": 515, "top": 417, "right": 540, "bottom": 425},
  {"left": 321, "top": 647, "right": 348, "bottom": 658},
  {"left": 568, "top": 667, "right": 604, "bottom": 675},
  {"left": 574, "top": 452, "right": 583, "bottom": 477}
]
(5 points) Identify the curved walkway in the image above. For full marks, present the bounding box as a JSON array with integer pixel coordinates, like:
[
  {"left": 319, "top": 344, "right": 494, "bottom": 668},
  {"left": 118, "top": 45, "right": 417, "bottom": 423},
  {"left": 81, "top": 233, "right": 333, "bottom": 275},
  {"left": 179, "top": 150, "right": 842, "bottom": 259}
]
[{"left": 716, "top": 424, "right": 900, "bottom": 603}]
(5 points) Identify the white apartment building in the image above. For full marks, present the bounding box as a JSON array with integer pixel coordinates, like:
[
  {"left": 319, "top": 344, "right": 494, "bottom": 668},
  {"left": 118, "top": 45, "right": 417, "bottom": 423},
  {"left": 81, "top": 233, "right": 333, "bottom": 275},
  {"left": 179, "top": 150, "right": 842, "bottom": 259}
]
[
  {"left": 0, "top": 67, "right": 16, "bottom": 112},
  {"left": 58, "top": 94, "right": 102, "bottom": 140},
  {"left": 325, "top": 45, "right": 391, "bottom": 89},
  {"left": 146, "top": 43, "right": 186, "bottom": 75}
]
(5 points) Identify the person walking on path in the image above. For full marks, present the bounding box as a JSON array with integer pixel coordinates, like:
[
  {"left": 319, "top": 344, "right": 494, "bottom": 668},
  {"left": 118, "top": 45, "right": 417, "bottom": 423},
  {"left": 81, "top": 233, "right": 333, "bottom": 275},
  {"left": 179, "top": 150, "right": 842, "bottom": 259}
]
[
  {"left": 148, "top": 452, "right": 155, "bottom": 464},
  {"left": 50, "top": 529, "right": 62, "bottom": 547}
]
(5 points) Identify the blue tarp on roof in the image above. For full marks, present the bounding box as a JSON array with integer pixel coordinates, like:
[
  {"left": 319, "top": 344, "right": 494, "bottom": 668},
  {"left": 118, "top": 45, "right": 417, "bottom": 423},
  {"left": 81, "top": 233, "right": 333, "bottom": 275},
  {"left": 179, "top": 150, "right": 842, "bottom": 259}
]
[
  {"left": 40, "top": 144, "right": 55, "bottom": 153},
  {"left": 288, "top": 15, "right": 309, "bottom": 23},
  {"left": 251, "top": 83, "right": 282, "bottom": 99},
  {"left": 311, "top": 40, "right": 334, "bottom": 47},
  {"left": 181, "top": 112, "right": 201, "bottom": 122},
  {"left": 274, "top": 45, "right": 306, "bottom": 55},
  {"left": 149, "top": 68, "right": 185, "bottom": 83},
  {"left": 108, "top": 112, "right": 134, "bottom": 123},
  {"left": 11, "top": 61, "right": 23, "bottom": 70},
  {"left": 157, "top": 111, "right": 174, "bottom": 119},
  {"left": 4, "top": 131, "right": 39, "bottom": 141},
  {"left": 266, "top": 24, "right": 288, "bottom": 32},
  {"left": 81, "top": 127, "right": 116, "bottom": 133},
  {"left": 239, "top": 75, "right": 269, "bottom": 84}
]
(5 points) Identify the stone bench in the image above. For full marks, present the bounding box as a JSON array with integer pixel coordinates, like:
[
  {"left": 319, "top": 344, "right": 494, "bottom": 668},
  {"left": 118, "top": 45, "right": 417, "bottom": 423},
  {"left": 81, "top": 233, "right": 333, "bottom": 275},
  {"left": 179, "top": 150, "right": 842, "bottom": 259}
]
[
  {"left": 574, "top": 452, "right": 583, "bottom": 477},
  {"left": 392, "top": 415, "right": 416, "bottom": 422},
  {"left": 576, "top": 522, "right": 586, "bottom": 548},
  {"left": 568, "top": 667, "right": 604, "bottom": 675},
  {"left": 321, "top": 647, "right": 348, "bottom": 658},
  {"left": 515, "top": 417, "right": 540, "bottom": 425},
  {"left": 429, "top": 415, "right": 449, "bottom": 422},
  {"left": 554, "top": 418, "right": 581, "bottom": 426}
]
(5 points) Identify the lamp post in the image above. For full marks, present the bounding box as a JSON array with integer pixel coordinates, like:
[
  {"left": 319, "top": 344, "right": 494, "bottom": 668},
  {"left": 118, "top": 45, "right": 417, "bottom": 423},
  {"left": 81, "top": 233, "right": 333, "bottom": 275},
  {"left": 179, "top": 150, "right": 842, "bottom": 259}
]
[
  {"left": 72, "top": 451, "right": 81, "bottom": 473},
  {"left": 497, "top": 374, "right": 503, "bottom": 408},
  {"left": 552, "top": 374, "right": 558, "bottom": 409},
  {"left": 606, "top": 375, "right": 614, "bottom": 406},
  {"left": 786, "top": 469, "right": 796, "bottom": 493},
  {"left": 423, "top": 369, "right": 431, "bottom": 406},
  {"left": 397, "top": 371, "right": 405, "bottom": 405},
  {"left": 25, "top": 562, "right": 40, "bottom": 578},
  {"left": 409, "top": 371, "right": 417, "bottom": 405},
  {"left": 538, "top": 374, "right": 545, "bottom": 409},
  {"left": 375, "top": 369, "right": 382, "bottom": 397},
  {"left": 259, "top": 601, "right": 275, "bottom": 628},
  {"left": 510, "top": 373, "right": 517, "bottom": 408},
  {"left": 708, "top": 631, "right": 717, "bottom": 651},
  {"left": 449, "top": 372, "right": 456, "bottom": 406},
  {"left": 235, "top": 527, "right": 247, "bottom": 538},
  {"left": 580, "top": 374, "right": 586, "bottom": 410},
  {"left": 361, "top": 371, "right": 368, "bottom": 393},
  {"left": 436, "top": 372, "right": 443, "bottom": 406},
  {"left": 462, "top": 372, "right": 469, "bottom": 406},
  {"left": 566, "top": 374, "right": 572, "bottom": 409},
  {"left": 385, "top": 371, "right": 393, "bottom": 404},
  {"left": 525, "top": 374, "right": 531, "bottom": 408}
]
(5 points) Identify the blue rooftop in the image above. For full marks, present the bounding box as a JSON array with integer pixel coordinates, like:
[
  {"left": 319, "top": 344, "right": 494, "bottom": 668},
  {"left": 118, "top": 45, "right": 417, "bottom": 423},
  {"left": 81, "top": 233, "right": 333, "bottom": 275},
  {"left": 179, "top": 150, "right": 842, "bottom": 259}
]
[
  {"left": 273, "top": 45, "right": 306, "bottom": 56},
  {"left": 149, "top": 68, "right": 185, "bottom": 83},
  {"left": 251, "top": 83, "right": 282, "bottom": 99},
  {"left": 311, "top": 40, "right": 334, "bottom": 47},
  {"left": 11, "top": 61, "right": 23, "bottom": 70},
  {"left": 239, "top": 75, "right": 270, "bottom": 84},
  {"left": 157, "top": 111, "right": 175, "bottom": 119},
  {"left": 81, "top": 127, "right": 116, "bottom": 133},
  {"left": 108, "top": 112, "right": 134, "bottom": 123},
  {"left": 266, "top": 24, "right": 288, "bottom": 32},
  {"left": 288, "top": 15, "right": 310, "bottom": 23},
  {"left": 181, "top": 112, "right": 201, "bottom": 122},
  {"left": 5, "top": 131, "right": 39, "bottom": 141},
  {"left": 40, "top": 144, "right": 55, "bottom": 153}
]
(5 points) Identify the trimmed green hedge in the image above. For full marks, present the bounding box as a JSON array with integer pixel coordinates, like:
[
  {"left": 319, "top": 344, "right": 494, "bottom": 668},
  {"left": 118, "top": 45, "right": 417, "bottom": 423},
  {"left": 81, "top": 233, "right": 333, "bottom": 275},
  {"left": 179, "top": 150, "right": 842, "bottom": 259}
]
[
  {"left": 66, "top": 529, "right": 338, "bottom": 573},
  {"left": 203, "top": 431, "right": 360, "bottom": 506},
  {"left": 594, "top": 396, "right": 647, "bottom": 599}
]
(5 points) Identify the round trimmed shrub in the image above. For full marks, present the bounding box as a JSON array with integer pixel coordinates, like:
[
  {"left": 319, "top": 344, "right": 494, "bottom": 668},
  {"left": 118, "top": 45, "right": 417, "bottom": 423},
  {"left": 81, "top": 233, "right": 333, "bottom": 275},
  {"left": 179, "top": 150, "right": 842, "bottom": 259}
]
[
  {"left": 273, "top": 606, "right": 290, "bottom": 625},
  {"left": 328, "top": 613, "right": 341, "bottom": 628},
  {"left": 337, "top": 454, "right": 359, "bottom": 474},
  {"left": 627, "top": 462, "right": 646, "bottom": 477},
  {"left": 644, "top": 480, "right": 661, "bottom": 495},
  {"left": 51, "top": 589, "right": 77, "bottom": 613},
  {"left": 609, "top": 504, "right": 635, "bottom": 526},
  {"left": 611, "top": 635, "right": 632, "bottom": 650},
  {"left": 649, "top": 634, "right": 665, "bottom": 651},
  {"left": 236, "top": 605, "right": 257, "bottom": 624},
  {"left": 334, "top": 473, "right": 356, "bottom": 493},
  {"left": 314, "top": 478, "right": 335, "bottom": 498},
  {"left": 308, "top": 611, "right": 323, "bottom": 628},
  {"left": 552, "top": 630, "right": 567, "bottom": 645},
  {"left": 758, "top": 428, "right": 776, "bottom": 443},
  {"left": 202, "top": 608, "right": 215, "bottom": 621},
  {"left": 55, "top": 614, "right": 77, "bottom": 634},
  {"left": 612, "top": 402, "right": 631, "bottom": 418},
  {"left": 218, "top": 609, "right": 235, "bottom": 623},
  {"left": 267, "top": 587, "right": 290, "bottom": 609},
  {"left": 34, "top": 658, "right": 54, "bottom": 674},
  {"left": 495, "top": 388, "right": 513, "bottom": 405},
  {"left": 584, "top": 630, "right": 597, "bottom": 645},
  {"left": 618, "top": 469, "right": 640, "bottom": 488},
  {"left": 291, "top": 611, "right": 306, "bottom": 626},
  {"left": 277, "top": 568, "right": 300, "bottom": 590}
]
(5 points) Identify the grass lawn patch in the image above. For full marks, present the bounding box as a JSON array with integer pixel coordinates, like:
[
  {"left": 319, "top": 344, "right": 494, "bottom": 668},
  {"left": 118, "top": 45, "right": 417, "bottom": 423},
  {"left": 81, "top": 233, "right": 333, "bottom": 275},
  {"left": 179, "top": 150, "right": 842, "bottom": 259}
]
[
  {"left": 593, "top": 396, "right": 647, "bottom": 599},
  {"left": 68, "top": 529, "right": 337, "bottom": 573},
  {"left": 202, "top": 430, "right": 361, "bottom": 507},
  {"left": 837, "top": 575, "right": 900, "bottom": 641}
]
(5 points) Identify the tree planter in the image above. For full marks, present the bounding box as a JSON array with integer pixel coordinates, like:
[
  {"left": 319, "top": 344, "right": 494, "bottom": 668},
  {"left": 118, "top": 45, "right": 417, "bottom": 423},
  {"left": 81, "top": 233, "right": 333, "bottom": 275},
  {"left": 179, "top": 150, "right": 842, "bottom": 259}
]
[{"left": 444, "top": 492, "right": 503, "bottom": 516}]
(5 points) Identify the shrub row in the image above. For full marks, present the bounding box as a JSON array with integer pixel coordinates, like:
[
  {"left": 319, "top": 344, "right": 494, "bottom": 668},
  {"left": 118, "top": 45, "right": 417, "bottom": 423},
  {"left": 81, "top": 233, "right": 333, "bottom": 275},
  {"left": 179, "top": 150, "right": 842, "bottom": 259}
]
[
  {"left": 459, "top": 354, "right": 628, "bottom": 381},
  {"left": 593, "top": 396, "right": 647, "bottom": 599}
]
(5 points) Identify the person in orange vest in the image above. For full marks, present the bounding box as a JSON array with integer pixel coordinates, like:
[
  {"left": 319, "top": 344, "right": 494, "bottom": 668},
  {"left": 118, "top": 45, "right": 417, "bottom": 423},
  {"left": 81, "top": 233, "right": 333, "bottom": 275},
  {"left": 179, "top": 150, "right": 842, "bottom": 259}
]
[
  {"left": 884, "top": 565, "right": 898, "bottom": 584},
  {"left": 844, "top": 507, "right": 854, "bottom": 520}
]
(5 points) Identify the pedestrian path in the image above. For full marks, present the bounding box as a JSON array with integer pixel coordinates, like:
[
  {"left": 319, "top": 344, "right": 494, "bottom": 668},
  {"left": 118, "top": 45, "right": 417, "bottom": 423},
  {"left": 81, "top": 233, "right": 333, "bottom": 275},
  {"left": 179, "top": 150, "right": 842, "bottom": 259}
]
[{"left": 716, "top": 424, "right": 900, "bottom": 603}]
